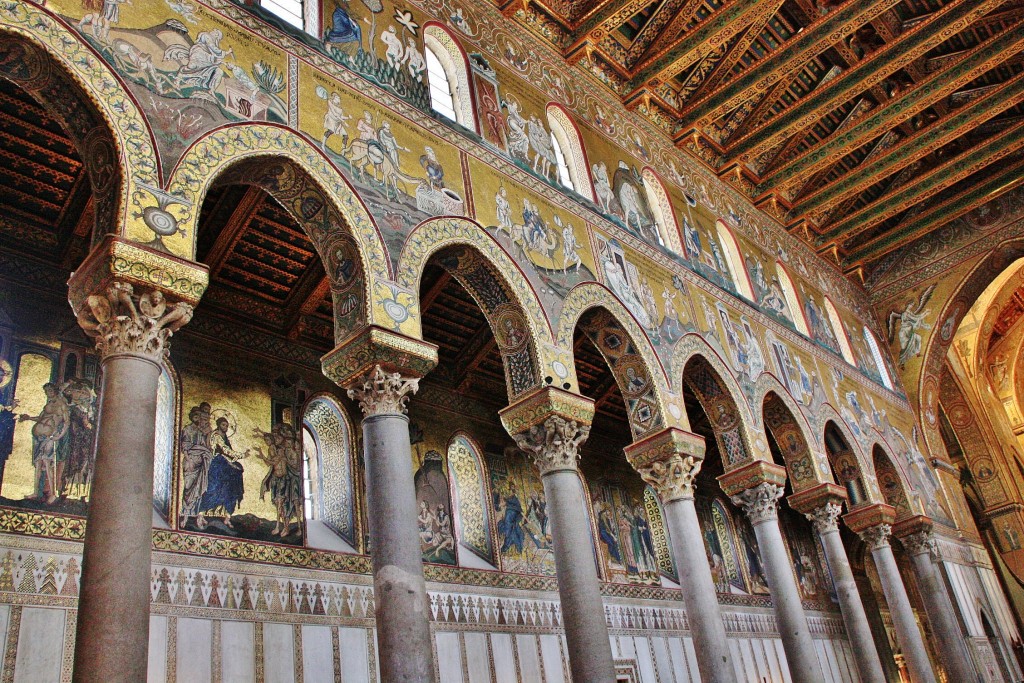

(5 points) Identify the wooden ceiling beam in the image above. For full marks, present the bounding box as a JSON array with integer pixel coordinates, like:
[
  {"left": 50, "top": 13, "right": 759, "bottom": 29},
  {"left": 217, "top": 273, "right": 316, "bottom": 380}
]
[
  {"left": 681, "top": 0, "right": 902, "bottom": 128},
  {"left": 203, "top": 186, "right": 265, "bottom": 276},
  {"left": 625, "top": 0, "right": 771, "bottom": 93},
  {"left": 282, "top": 262, "right": 328, "bottom": 333},
  {"left": 419, "top": 269, "right": 452, "bottom": 315},
  {"left": 726, "top": 0, "right": 1006, "bottom": 162},
  {"left": 453, "top": 323, "right": 500, "bottom": 391},
  {"left": 759, "top": 24, "right": 1024, "bottom": 198},
  {"left": 628, "top": 0, "right": 710, "bottom": 67},
  {"left": 565, "top": 0, "right": 653, "bottom": 53},
  {"left": 847, "top": 156, "right": 1024, "bottom": 265},
  {"left": 789, "top": 62, "right": 1024, "bottom": 220},
  {"left": 820, "top": 118, "right": 1024, "bottom": 246}
]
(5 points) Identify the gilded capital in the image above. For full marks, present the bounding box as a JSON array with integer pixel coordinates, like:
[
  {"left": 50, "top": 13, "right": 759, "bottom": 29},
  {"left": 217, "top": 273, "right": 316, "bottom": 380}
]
[
  {"left": 731, "top": 482, "right": 785, "bottom": 525},
  {"left": 347, "top": 365, "right": 420, "bottom": 417},
  {"left": 859, "top": 524, "right": 892, "bottom": 551},
  {"left": 512, "top": 415, "right": 590, "bottom": 476}
]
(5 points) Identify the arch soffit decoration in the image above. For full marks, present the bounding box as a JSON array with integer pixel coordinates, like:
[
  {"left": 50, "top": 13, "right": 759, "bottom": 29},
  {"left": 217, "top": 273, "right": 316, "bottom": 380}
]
[
  {"left": 671, "top": 334, "right": 767, "bottom": 466},
  {"left": 556, "top": 282, "right": 674, "bottom": 431},
  {"left": 761, "top": 387, "right": 831, "bottom": 493},
  {"left": 817, "top": 404, "right": 873, "bottom": 475},
  {"left": 0, "top": 6, "right": 159, "bottom": 247},
  {"left": 397, "top": 216, "right": 554, "bottom": 398},
  {"left": 917, "top": 238, "right": 1024, "bottom": 458},
  {"left": 870, "top": 441, "right": 922, "bottom": 517}
]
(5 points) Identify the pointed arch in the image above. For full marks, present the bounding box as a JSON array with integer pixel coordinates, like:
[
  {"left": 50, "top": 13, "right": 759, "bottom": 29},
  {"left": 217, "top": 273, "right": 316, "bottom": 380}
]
[
  {"left": 640, "top": 168, "right": 684, "bottom": 255},
  {"left": 776, "top": 262, "right": 810, "bottom": 336},
  {"left": 154, "top": 362, "right": 179, "bottom": 523},
  {"left": 557, "top": 283, "right": 672, "bottom": 434},
  {"left": 871, "top": 444, "right": 915, "bottom": 519},
  {"left": 447, "top": 432, "right": 494, "bottom": 565},
  {"left": 670, "top": 334, "right": 755, "bottom": 425},
  {"left": 716, "top": 220, "right": 752, "bottom": 300},
  {"left": 824, "top": 297, "right": 856, "bottom": 364},
  {"left": 546, "top": 104, "right": 595, "bottom": 202},
  {"left": 423, "top": 23, "right": 476, "bottom": 131},
  {"left": 823, "top": 420, "right": 871, "bottom": 506},
  {"left": 302, "top": 394, "right": 358, "bottom": 548},
  {"left": 0, "top": 12, "right": 159, "bottom": 251},
  {"left": 398, "top": 217, "right": 551, "bottom": 399},
  {"left": 761, "top": 391, "right": 831, "bottom": 493}
]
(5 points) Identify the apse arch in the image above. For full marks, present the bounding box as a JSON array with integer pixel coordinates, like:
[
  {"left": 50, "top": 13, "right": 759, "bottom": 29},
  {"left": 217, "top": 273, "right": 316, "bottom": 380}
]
[
  {"left": 0, "top": 17, "right": 158, "bottom": 250},
  {"left": 761, "top": 390, "right": 830, "bottom": 492},
  {"left": 423, "top": 23, "right": 476, "bottom": 131},
  {"left": 557, "top": 283, "right": 672, "bottom": 424},
  {"left": 398, "top": 217, "right": 551, "bottom": 399}
]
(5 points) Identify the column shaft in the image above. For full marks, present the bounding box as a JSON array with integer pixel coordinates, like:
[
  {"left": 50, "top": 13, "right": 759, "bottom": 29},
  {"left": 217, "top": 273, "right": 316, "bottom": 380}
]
[
  {"left": 73, "top": 355, "right": 160, "bottom": 683},
  {"left": 752, "top": 517, "right": 823, "bottom": 683},
  {"left": 818, "top": 527, "right": 886, "bottom": 682},
  {"left": 362, "top": 412, "right": 435, "bottom": 682},
  {"left": 870, "top": 544, "right": 936, "bottom": 683},
  {"left": 542, "top": 469, "right": 617, "bottom": 683},
  {"left": 907, "top": 549, "right": 977, "bottom": 681},
  {"left": 855, "top": 575, "right": 902, "bottom": 682},
  {"left": 664, "top": 497, "right": 735, "bottom": 682}
]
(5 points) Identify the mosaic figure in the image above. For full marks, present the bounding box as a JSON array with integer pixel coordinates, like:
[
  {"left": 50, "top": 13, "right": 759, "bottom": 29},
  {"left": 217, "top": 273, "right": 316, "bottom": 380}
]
[
  {"left": 18, "top": 383, "right": 69, "bottom": 505},
  {"left": 198, "top": 414, "right": 250, "bottom": 529},
  {"left": 252, "top": 423, "right": 303, "bottom": 538},
  {"left": 888, "top": 285, "right": 936, "bottom": 368}
]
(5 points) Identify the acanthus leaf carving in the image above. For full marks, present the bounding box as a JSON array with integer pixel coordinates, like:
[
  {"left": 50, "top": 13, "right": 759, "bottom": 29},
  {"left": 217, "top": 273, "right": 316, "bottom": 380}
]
[
  {"left": 346, "top": 365, "right": 420, "bottom": 416},
  {"left": 899, "top": 530, "right": 939, "bottom": 559},
  {"left": 805, "top": 502, "right": 843, "bottom": 535},
  {"left": 859, "top": 523, "right": 892, "bottom": 551},
  {"left": 730, "top": 481, "right": 784, "bottom": 525},
  {"left": 512, "top": 415, "right": 590, "bottom": 476},
  {"left": 636, "top": 454, "right": 702, "bottom": 502},
  {"left": 76, "top": 282, "right": 193, "bottom": 361}
]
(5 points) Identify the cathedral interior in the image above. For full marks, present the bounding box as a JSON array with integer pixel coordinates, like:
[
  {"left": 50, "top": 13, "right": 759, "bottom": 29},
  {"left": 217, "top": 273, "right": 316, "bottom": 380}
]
[{"left": 0, "top": 0, "right": 1023, "bottom": 680}]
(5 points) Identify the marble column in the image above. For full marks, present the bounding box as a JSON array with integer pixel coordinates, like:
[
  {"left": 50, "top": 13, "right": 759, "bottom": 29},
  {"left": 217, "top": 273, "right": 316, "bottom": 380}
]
[
  {"left": 790, "top": 485, "right": 885, "bottom": 683},
  {"left": 846, "top": 504, "right": 936, "bottom": 683},
  {"left": 855, "top": 574, "right": 902, "bottom": 682},
  {"left": 720, "top": 461, "right": 823, "bottom": 683},
  {"left": 67, "top": 237, "right": 207, "bottom": 683},
  {"left": 625, "top": 428, "right": 735, "bottom": 683},
  {"left": 322, "top": 329, "right": 439, "bottom": 683},
  {"left": 500, "top": 388, "right": 616, "bottom": 683},
  {"left": 896, "top": 517, "right": 978, "bottom": 682}
]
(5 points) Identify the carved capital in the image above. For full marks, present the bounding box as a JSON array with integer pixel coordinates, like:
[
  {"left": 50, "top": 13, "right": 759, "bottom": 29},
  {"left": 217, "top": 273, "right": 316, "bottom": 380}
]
[
  {"left": 900, "top": 531, "right": 939, "bottom": 559},
  {"left": 346, "top": 365, "right": 420, "bottom": 417},
  {"left": 75, "top": 282, "right": 193, "bottom": 361},
  {"left": 635, "top": 453, "right": 703, "bottom": 502},
  {"left": 806, "top": 502, "right": 843, "bottom": 535},
  {"left": 512, "top": 415, "right": 590, "bottom": 476},
  {"left": 731, "top": 482, "right": 785, "bottom": 525},
  {"left": 859, "top": 524, "right": 892, "bottom": 551}
]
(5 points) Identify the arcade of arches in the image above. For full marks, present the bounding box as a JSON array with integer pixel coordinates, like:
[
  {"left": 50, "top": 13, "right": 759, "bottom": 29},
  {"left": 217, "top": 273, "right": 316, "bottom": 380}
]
[{"left": 0, "top": 0, "right": 1023, "bottom": 681}]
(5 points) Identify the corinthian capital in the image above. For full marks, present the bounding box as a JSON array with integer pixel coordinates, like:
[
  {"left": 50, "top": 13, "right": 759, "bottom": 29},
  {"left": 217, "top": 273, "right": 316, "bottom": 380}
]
[
  {"left": 859, "top": 524, "right": 892, "bottom": 551},
  {"left": 900, "top": 530, "right": 939, "bottom": 559},
  {"left": 806, "top": 502, "right": 843, "bottom": 535},
  {"left": 731, "top": 482, "right": 784, "bottom": 525},
  {"left": 512, "top": 415, "right": 590, "bottom": 476},
  {"left": 347, "top": 365, "right": 419, "bottom": 416},
  {"left": 636, "top": 454, "right": 702, "bottom": 502},
  {"left": 76, "top": 282, "right": 193, "bottom": 361}
]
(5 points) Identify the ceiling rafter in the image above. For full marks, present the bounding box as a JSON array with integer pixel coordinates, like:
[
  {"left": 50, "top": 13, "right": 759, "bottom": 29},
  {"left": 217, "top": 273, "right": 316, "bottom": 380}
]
[
  {"left": 850, "top": 156, "right": 1024, "bottom": 265},
  {"left": 681, "top": 0, "right": 903, "bottom": 129},
  {"left": 793, "top": 62, "right": 1024, "bottom": 221},
  {"left": 282, "top": 263, "right": 327, "bottom": 334},
  {"left": 629, "top": 0, "right": 709, "bottom": 66},
  {"left": 757, "top": 24, "right": 1024, "bottom": 203},
  {"left": 565, "top": 0, "right": 654, "bottom": 54},
  {"left": 822, "top": 119, "right": 1024, "bottom": 247},
  {"left": 727, "top": 0, "right": 1007, "bottom": 163},
  {"left": 198, "top": 185, "right": 265, "bottom": 276}
]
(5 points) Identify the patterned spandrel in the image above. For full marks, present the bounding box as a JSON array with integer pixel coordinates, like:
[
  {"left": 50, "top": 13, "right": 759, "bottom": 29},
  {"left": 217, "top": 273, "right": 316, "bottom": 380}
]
[
  {"left": 303, "top": 397, "right": 355, "bottom": 548},
  {"left": 448, "top": 435, "right": 493, "bottom": 564},
  {"left": 643, "top": 486, "right": 675, "bottom": 580},
  {"left": 153, "top": 367, "right": 175, "bottom": 519}
]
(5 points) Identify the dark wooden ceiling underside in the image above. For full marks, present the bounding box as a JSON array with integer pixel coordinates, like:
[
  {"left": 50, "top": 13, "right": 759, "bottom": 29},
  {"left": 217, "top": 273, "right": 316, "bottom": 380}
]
[{"left": 502, "top": 0, "right": 1024, "bottom": 280}]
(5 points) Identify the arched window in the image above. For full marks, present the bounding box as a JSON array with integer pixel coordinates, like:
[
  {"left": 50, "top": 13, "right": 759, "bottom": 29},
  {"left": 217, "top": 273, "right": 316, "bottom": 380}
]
[
  {"left": 447, "top": 434, "right": 495, "bottom": 567},
  {"left": 776, "top": 263, "right": 810, "bottom": 336},
  {"left": 641, "top": 168, "right": 684, "bottom": 254},
  {"left": 260, "top": 0, "right": 313, "bottom": 32},
  {"left": 302, "top": 395, "right": 357, "bottom": 550},
  {"left": 715, "top": 220, "right": 748, "bottom": 297},
  {"left": 865, "top": 329, "right": 894, "bottom": 390},
  {"left": 153, "top": 365, "right": 176, "bottom": 522},
  {"left": 546, "top": 104, "right": 594, "bottom": 201},
  {"left": 423, "top": 25, "right": 475, "bottom": 130},
  {"left": 824, "top": 298, "right": 856, "bottom": 365}
]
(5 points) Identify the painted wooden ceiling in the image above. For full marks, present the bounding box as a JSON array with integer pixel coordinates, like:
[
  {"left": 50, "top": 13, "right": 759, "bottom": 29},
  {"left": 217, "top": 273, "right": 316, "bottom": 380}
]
[{"left": 502, "top": 0, "right": 1024, "bottom": 279}]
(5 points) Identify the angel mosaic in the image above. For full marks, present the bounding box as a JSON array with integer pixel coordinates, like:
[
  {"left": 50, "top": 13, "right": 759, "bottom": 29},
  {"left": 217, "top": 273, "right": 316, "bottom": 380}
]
[{"left": 888, "top": 285, "right": 935, "bottom": 368}]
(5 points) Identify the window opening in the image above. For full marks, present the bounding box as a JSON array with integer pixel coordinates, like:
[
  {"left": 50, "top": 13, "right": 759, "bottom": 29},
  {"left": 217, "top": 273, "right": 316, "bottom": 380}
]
[
  {"left": 425, "top": 45, "right": 458, "bottom": 121},
  {"left": 262, "top": 0, "right": 304, "bottom": 30}
]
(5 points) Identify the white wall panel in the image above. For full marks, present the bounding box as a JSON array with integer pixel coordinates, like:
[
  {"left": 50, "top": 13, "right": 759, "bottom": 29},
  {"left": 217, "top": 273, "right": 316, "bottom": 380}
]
[
  {"left": 301, "top": 624, "right": 334, "bottom": 683},
  {"left": 263, "top": 623, "right": 294, "bottom": 683},
  {"left": 176, "top": 617, "right": 212, "bottom": 683},
  {"left": 14, "top": 607, "right": 64, "bottom": 683},
  {"left": 337, "top": 627, "right": 369, "bottom": 683},
  {"left": 148, "top": 615, "right": 167, "bottom": 683},
  {"left": 435, "top": 631, "right": 464, "bottom": 683},
  {"left": 221, "top": 620, "right": 255, "bottom": 683}
]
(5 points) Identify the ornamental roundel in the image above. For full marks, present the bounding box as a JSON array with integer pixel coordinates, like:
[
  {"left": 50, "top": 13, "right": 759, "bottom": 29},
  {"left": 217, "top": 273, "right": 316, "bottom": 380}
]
[
  {"left": 946, "top": 402, "right": 974, "bottom": 429},
  {"left": 492, "top": 304, "right": 530, "bottom": 354},
  {"left": 974, "top": 456, "right": 997, "bottom": 483},
  {"left": 939, "top": 301, "right": 965, "bottom": 345},
  {"left": 617, "top": 354, "right": 651, "bottom": 399}
]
